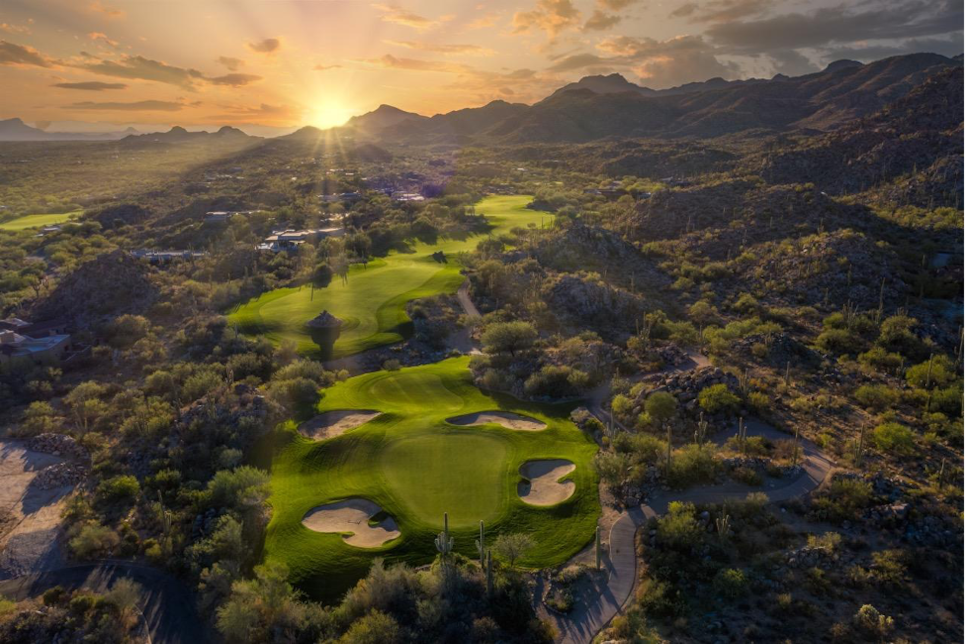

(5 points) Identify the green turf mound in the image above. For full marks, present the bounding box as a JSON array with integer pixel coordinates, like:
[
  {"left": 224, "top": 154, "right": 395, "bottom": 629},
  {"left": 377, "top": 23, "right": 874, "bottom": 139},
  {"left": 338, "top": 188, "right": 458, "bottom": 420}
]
[
  {"left": 263, "top": 357, "right": 598, "bottom": 602},
  {"left": 228, "top": 195, "right": 549, "bottom": 358}
]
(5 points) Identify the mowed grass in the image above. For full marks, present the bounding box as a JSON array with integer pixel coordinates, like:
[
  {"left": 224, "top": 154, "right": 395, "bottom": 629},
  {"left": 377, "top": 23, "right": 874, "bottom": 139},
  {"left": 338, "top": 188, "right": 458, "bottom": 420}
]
[
  {"left": 228, "top": 195, "right": 547, "bottom": 358},
  {"left": 0, "top": 210, "right": 82, "bottom": 231},
  {"left": 262, "top": 357, "right": 599, "bottom": 602}
]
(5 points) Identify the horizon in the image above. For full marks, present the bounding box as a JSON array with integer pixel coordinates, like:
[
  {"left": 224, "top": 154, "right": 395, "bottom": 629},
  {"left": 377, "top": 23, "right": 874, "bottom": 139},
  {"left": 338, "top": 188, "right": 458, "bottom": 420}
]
[{"left": 1, "top": 0, "right": 962, "bottom": 132}]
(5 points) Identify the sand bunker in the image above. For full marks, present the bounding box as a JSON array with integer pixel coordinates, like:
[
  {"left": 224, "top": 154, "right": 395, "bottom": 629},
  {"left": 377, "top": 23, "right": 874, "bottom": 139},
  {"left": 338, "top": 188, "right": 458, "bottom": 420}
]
[
  {"left": 448, "top": 411, "right": 546, "bottom": 431},
  {"left": 302, "top": 498, "right": 400, "bottom": 548},
  {"left": 298, "top": 410, "right": 380, "bottom": 440},
  {"left": 518, "top": 459, "right": 576, "bottom": 506}
]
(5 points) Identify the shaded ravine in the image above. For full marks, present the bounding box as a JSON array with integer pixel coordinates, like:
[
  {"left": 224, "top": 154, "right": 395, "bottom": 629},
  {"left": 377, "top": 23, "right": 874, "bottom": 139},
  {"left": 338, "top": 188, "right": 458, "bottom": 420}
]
[
  {"left": 541, "top": 354, "right": 833, "bottom": 644},
  {"left": 0, "top": 560, "right": 209, "bottom": 644}
]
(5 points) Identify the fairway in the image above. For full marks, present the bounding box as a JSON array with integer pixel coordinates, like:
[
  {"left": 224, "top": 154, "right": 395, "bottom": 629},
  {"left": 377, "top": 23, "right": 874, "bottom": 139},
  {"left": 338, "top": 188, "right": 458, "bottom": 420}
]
[
  {"left": 0, "top": 211, "right": 82, "bottom": 231},
  {"left": 228, "top": 195, "right": 547, "bottom": 358},
  {"left": 263, "top": 357, "right": 599, "bottom": 602}
]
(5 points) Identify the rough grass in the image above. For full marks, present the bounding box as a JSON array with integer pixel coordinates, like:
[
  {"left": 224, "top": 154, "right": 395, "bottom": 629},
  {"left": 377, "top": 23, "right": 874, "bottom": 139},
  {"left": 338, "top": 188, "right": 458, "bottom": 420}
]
[
  {"left": 228, "top": 195, "right": 546, "bottom": 358},
  {"left": 0, "top": 211, "right": 82, "bottom": 231},
  {"left": 262, "top": 357, "right": 599, "bottom": 602}
]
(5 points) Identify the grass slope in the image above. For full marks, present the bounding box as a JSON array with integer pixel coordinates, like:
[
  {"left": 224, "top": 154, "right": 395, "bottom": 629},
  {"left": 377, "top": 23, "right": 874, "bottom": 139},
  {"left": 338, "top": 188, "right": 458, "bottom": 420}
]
[
  {"left": 0, "top": 211, "right": 82, "bottom": 231},
  {"left": 228, "top": 195, "right": 547, "bottom": 358},
  {"left": 263, "top": 357, "right": 598, "bottom": 602}
]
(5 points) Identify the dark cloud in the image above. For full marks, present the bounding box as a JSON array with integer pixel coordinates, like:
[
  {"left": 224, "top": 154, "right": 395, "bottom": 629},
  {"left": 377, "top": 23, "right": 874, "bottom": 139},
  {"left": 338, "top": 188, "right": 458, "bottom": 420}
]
[
  {"left": 669, "top": 3, "right": 698, "bottom": 19},
  {"left": 247, "top": 38, "right": 281, "bottom": 54},
  {"left": 0, "top": 40, "right": 54, "bottom": 67},
  {"left": 821, "top": 36, "right": 964, "bottom": 62},
  {"left": 547, "top": 52, "right": 611, "bottom": 72},
  {"left": 584, "top": 10, "right": 621, "bottom": 31},
  {"left": 66, "top": 99, "right": 186, "bottom": 111},
  {"left": 680, "top": 0, "right": 769, "bottom": 24},
  {"left": 75, "top": 55, "right": 204, "bottom": 90},
  {"left": 706, "top": 0, "right": 963, "bottom": 51},
  {"left": 52, "top": 81, "right": 128, "bottom": 90},
  {"left": 216, "top": 56, "right": 244, "bottom": 71},
  {"left": 206, "top": 73, "right": 262, "bottom": 87}
]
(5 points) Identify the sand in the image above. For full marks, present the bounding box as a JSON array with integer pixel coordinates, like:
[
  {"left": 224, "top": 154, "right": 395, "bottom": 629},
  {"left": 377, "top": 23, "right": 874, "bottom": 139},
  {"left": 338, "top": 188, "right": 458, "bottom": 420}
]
[
  {"left": 448, "top": 411, "right": 546, "bottom": 431},
  {"left": 298, "top": 410, "right": 380, "bottom": 440},
  {"left": 301, "top": 498, "right": 400, "bottom": 548},
  {"left": 518, "top": 459, "right": 576, "bottom": 506}
]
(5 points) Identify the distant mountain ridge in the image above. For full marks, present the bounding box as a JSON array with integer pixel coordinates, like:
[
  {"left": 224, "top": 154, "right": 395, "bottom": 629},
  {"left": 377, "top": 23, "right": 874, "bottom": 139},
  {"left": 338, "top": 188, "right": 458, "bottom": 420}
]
[{"left": 0, "top": 118, "right": 142, "bottom": 141}]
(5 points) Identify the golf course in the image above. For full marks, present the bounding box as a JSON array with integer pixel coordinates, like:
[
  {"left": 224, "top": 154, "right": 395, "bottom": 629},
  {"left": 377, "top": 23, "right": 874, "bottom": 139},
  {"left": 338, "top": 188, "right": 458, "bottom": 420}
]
[
  {"left": 0, "top": 210, "right": 83, "bottom": 231},
  {"left": 228, "top": 195, "right": 548, "bottom": 358},
  {"left": 262, "top": 357, "right": 599, "bottom": 602}
]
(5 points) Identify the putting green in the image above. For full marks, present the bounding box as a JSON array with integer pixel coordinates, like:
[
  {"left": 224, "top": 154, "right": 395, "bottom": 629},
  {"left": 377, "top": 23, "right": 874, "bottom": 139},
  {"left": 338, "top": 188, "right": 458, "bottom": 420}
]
[
  {"left": 0, "top": 211, "right": 82, "bottom": 231},
  {"left": 228, "top": 195, "right": 548, "bottom": 358},
  {"left": 262, "top": 357, "right": 598, "bottom": 602}
]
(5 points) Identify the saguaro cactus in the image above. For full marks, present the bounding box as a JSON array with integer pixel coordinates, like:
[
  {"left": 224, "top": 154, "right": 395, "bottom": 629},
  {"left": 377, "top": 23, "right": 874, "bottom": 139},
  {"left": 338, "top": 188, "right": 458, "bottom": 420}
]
[
  {"left": 595, "top": 525, "right": 602, "bottom": 570},
  {"left": 476, "top": 520, "right": 485, "bottom": 564},
  {"left": 435, "top": 512, "right": 454, "bottom": 562}
]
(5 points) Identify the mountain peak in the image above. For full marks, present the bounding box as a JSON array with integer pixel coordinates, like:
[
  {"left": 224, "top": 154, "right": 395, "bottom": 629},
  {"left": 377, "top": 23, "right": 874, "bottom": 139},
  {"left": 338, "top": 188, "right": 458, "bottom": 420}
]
[
  {"left": 825, "top": 59, "right": 863, "bottom": 73},
  {"left": 168, "top": 126, "right": 188, "bottom": 134}
]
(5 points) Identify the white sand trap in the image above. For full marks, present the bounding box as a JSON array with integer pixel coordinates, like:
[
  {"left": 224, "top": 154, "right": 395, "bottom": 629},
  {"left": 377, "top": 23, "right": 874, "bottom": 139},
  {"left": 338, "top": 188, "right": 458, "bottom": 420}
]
[
  {"left": 448, "top": 411, "right": 546, "bottom": 431},
  {"left": 518, "top": 459, "right": 576, "bottom": 506},
  {"left": 298, "top": 410, "right": 380, "bottom": 440},
  {"left": 302, "top": 499, "right": 400, "bottom": 548}
]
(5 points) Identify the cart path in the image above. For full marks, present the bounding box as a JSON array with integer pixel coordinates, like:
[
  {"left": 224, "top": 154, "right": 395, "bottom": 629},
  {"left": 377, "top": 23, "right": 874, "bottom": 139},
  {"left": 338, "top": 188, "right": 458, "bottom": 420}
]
[{"left": 541, "top": 354, "right": 833, "bottom": 644}]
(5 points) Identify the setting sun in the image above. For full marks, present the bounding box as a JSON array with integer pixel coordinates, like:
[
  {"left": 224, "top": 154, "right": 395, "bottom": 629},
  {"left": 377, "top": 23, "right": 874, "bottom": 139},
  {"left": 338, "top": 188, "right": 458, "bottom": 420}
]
[{"left": 308, "top": 101, "right": 358, "bottom": 129}]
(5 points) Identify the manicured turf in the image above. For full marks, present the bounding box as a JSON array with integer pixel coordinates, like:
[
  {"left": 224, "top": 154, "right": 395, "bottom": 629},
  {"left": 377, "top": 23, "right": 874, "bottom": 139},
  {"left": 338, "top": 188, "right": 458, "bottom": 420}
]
[
  {"left": 262, "top": 357, "right": 599, "bottom": 602},
  {"left": 228, "top": 195, "right": 548, "bottom": 358},
  {"left": 0, "top": 211, "right": 82, "bottom": 231}
]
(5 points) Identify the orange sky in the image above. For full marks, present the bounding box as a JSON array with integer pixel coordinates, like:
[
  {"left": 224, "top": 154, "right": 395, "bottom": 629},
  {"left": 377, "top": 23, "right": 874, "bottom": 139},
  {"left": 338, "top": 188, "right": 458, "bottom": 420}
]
[{"left": 0, "top": 0, "right": 961, "bottom": 133}]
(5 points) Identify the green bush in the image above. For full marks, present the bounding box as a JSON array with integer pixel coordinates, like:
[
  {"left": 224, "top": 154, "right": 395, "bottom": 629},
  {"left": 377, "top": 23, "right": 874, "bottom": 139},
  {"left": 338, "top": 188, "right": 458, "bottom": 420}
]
[
  {"left": 668, "top": 444, "right": 718, "bottom": 487},
  {"left": 713, "top": 568, "right": 748, "bottom": 599},
  {"left": 698, "top": 384, "right": 740, "bottom": 415},
  {"left": 95, "top": 475, "right": 140, "bottom": 505},
  {"left": 70, "top": 523, "right": 120, "bottom": 560},
  {"left": 815, "top": 329, "right": 856, "bottom": 355},
  {"left": 656, "top": 501, "right": 703, "bottom": 550},
  {"left": 872, "top": 422, "right": 915, "bottom": 454},
  {"left": 853, "top": 384, "right": 899, "bottom": 412},
  {"left": 905, "top": 355, "right": 956, "bottom": 389}
]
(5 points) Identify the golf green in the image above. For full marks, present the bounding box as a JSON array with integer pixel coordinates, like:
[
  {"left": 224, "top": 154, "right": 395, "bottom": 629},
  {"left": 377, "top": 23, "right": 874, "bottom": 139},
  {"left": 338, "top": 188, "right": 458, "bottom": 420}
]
[
  {"left": 0, "top": 211, "right": 82, "bottom": 231},
  {"left": 262, "top": 357, "right": 599, "bottom": 602},
  {"left": 228, "top": 195, "right": 548, "bottom": 358}
]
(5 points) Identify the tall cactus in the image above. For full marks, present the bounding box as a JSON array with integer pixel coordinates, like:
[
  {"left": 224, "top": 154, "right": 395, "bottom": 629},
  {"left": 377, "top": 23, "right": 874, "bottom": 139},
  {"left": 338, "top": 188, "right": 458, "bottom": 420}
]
[
  {"left": 737, "top": 417, "right": 747, "bottom": 455},
  {"left": 476, "top": 520, "right": 485, "bottom": 565},
  {"left": 695, "top": 412, "right": 708, "bottom": 446},
  {"left": 435, "top": 512, "right": 454, "bottom": 562},
  {"left": 595, "top": 525, "right": 602, "bottom": 571},
  {"left": 715, "top": 513, "right": 731, "bottom": 537}
]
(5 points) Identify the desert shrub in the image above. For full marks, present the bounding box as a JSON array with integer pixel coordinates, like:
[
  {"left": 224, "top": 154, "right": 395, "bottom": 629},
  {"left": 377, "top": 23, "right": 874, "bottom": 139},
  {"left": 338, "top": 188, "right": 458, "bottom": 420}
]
[
  {"left": 70, "top": 523, "right": 120, "bottom": 559},
  {"left": 713, "top": 568, "right": 748, "bottom": 599},
  {"left": 95, "top": 475, "right": 140, "bottom": 505},
  {"left": 853, "top": 604, "right": 894, "bottom": 639},
  {"left": 853, "top": 384, "right": 899, "bottom": 411},
  {"left": 811, "top": 477, "right": 873, "bottom": 521},
  {"left": 857, "top": 346, "right": 903, "bottom": 372},
  {"left": 698, "top": 384, "right": 740, "bottom": 415},
  {"left": 656, "top": 502, "right": 703, "bottom": 550},
  {"left": 730, "top": 466, "right": 762, "bottom": 486},
  {"left": 668, "top": 444, "right": 717, "bottom": 488},
  {"left": 905, "top": 355, "right": 956, "bottom": 389},
  {"left": 481, "top": 321, "right": 537, "bottom": 356},
  {"left": 872, "top": 422, "right": 915, "bottom": 454},
  {"left": 815, "top": 329, "right": 856, "bottom": 355},
  {"left": 870, "top": 550, "right": 908, "bottom": 586},
  {"left": 746, "top": 391, "right": 770, "bottom": 413}
]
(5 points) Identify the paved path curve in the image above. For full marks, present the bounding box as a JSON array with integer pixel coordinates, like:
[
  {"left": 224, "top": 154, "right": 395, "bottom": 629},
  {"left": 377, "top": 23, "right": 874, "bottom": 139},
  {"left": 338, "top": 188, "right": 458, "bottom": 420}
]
[
  {"left": 0, "top": 560, "right": 210, "bottom": 644},
  {"left": 456, "top": 277, "right": 481, "bottom": 318},
  {"left": 541, "top": 353, "right": 833, "bottom": 644}
]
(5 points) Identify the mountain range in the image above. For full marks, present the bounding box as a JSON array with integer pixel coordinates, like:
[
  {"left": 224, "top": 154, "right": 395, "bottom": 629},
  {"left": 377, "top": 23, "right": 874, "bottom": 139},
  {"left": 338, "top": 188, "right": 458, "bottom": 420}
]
[{"left": 1, "top": 52, "right": 961, "bottom": 144}]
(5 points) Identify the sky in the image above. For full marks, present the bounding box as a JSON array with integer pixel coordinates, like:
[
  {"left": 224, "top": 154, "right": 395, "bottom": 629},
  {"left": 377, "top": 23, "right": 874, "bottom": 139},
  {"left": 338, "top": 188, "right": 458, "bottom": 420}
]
[{"left": 0, "top": 0, "right": 962, "bottom": 134}]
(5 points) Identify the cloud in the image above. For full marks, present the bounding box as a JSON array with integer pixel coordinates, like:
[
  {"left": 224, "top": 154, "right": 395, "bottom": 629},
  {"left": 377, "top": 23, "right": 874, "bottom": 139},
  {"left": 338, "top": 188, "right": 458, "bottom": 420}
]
[
  {"left": 465, "top": 12, "right": 501, "bottom": 30},
  {"left": 584, "top": 10, "right": 621, "bottom": 31},
  {"left": 66, "top": 99, "right": 187, "bottom": 111},
  {"left": 74, "top": 55, "right": 204, "bottom": 90},
  {"left": 372, "top": 4, "right": 450, "bottom": 30},
  {"left": 313, "top": 63, "right": 342, "bottom": 71},
  {"left": 677, "top": 0, "right": 769, "bottom": 24},
  {"left": 597, "top": 0, "right": 638, "bottom": 9},
  {"left": 705, "top": 1, "right": 963, "bottom": 52},
  {"left": 216, "top": 56, "right": 244, "bottom": 71},
  {"left": 247, "top": 38, "right": 281, "bottom": 54},
  {"left": 820, "top": 36, "right": 964, "bottom": 63},
  {"left": 0, "top": 40, "right": 54, "bottom": 67},
  {"left": 0, "top": 21, "right": 32, "bottom": 35},
  {"left": 206, "top": 73, "right": 262, "bottom": 87},
  {"left": 358, "top": 53, "right": 469, "bottom": 73},
  {"left": 89, "top": 1, "right": 125, "bottom": 19},
  {"left": 547, "top": 52, "right": 611, "bottom": 72},
  {"left": 384, "top": 40, "right": 494, "bottom": 55},
  {"left": 512, "top": 0, "right": 582, "bottom": 41},
  {"left": 52, "top": 81, "right": 128, "bottom": 90},
  {"left": 208, "top": 102, "right": 302, "bottom": 124},
  {"left": 88, "top": 32, "right": 119, "bottom": 48}
]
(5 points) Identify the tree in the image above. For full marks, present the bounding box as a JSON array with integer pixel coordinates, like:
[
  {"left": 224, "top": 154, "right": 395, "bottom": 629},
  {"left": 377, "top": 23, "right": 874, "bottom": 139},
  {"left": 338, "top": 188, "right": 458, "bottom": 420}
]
[
  {"left": 493, "top": 533, "right": 534, "bottom": 568},
  {"left": 64, "top": 381, "right": 108, "bottom": 433},
  {"left": 698, "top": 384, "right": 740, "bottom": 415},
  {"left": 481, "top": 321, "right": 537, "bottom": 357},
  {"left": 872, "top": 422, "right": 915, "bottom": 454},
  {"left": 645, "top": 392, "right": 678, "bottom": 426}
]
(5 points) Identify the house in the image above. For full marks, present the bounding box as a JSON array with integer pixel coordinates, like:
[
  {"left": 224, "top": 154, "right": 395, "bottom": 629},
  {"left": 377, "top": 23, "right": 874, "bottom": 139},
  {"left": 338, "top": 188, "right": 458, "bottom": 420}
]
[
  {"left": 390, "top": 191, "right": 425, "bottom": 202},
  {"left": 131, "top": 249, "right": 207, "bottom": 264},
  {"left": 0, "top": 319, "right": 71, "bottom": 366},
  {"left": 204, "top": 210, "right": 259, "bottom": 224},
  {"left": 258, "top": 227, "right": 344, "bottom": 252}
]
